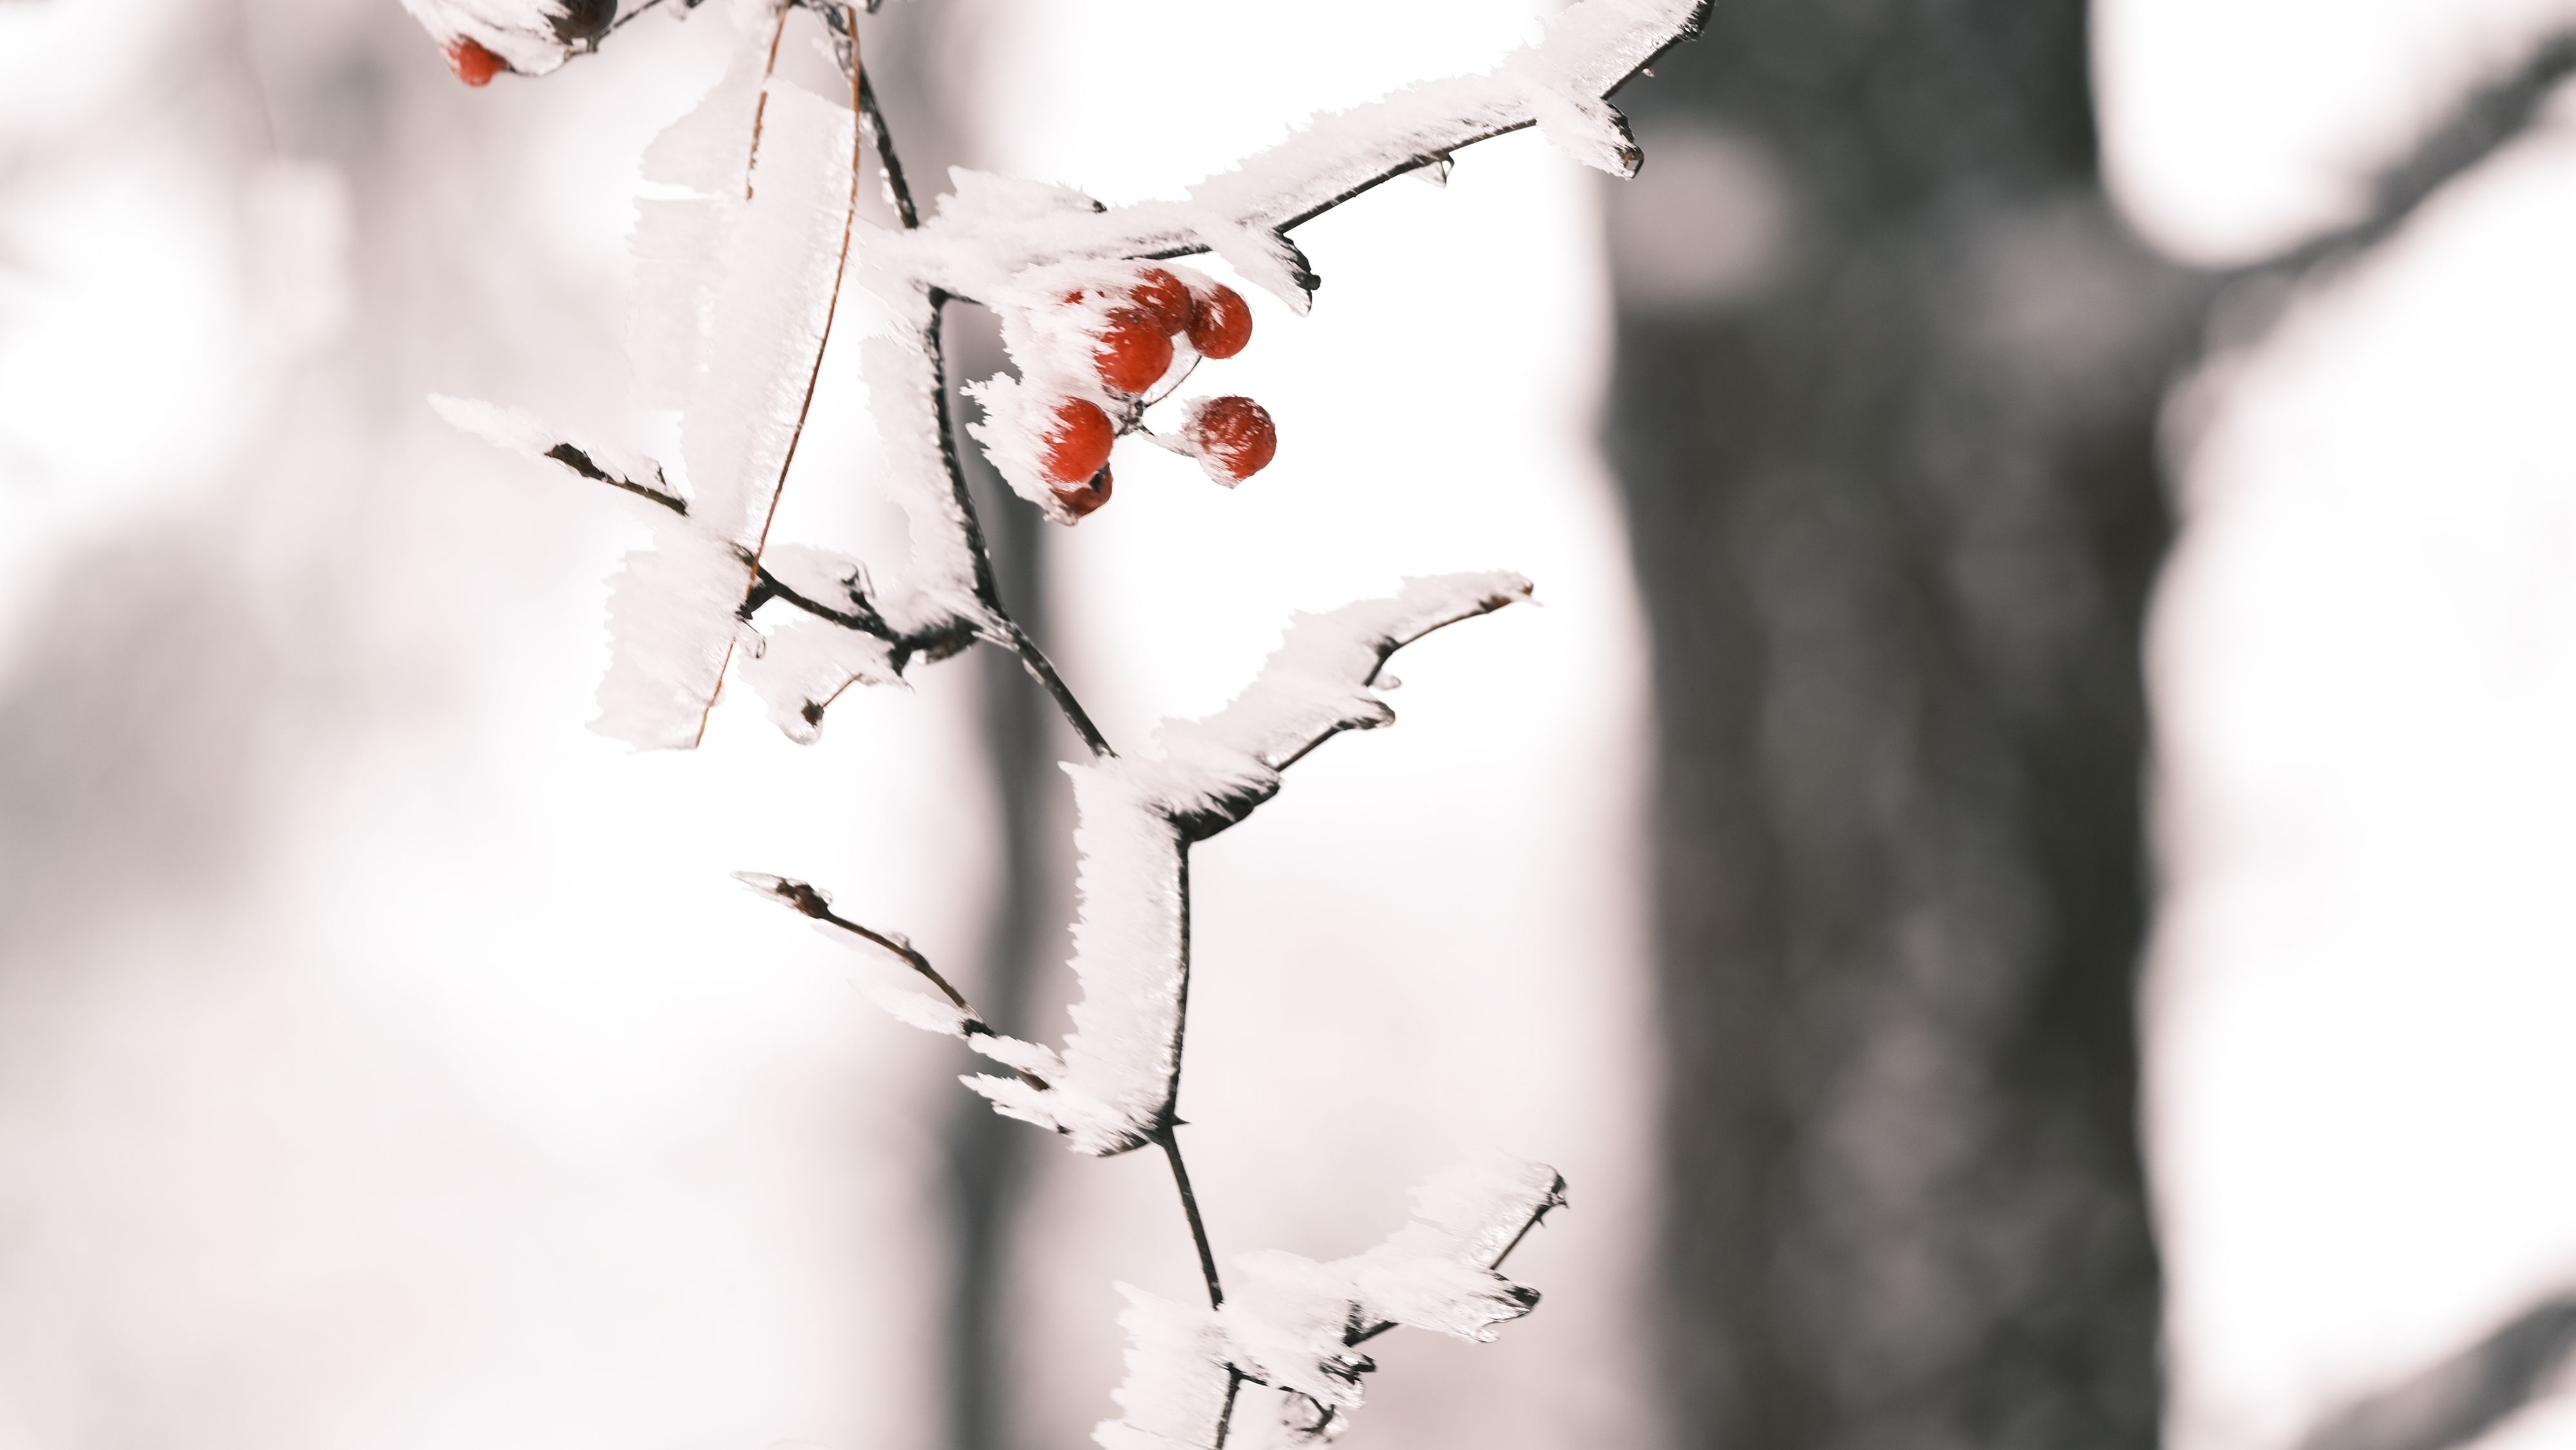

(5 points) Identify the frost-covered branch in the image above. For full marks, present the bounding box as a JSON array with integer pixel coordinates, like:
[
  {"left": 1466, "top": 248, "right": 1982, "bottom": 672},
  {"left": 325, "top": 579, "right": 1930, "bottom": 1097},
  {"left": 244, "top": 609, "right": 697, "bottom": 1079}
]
[
  {"left": 734, "top": 872, "right": 1053, "bottom": 1089},
  {"left": 956, "top": 572, "right": 1533, "bottom": 1156},
  {"left": 404, "top": 0, "right": 1689, "bottom": 1436}
]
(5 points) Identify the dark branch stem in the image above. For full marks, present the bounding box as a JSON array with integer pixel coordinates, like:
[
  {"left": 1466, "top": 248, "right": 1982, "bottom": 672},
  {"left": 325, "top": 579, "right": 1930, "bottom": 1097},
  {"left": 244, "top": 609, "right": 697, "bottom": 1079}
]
[
  {"left": 750, "top": 875, "right": 972, "bottom": 1009},
  {"left": 1213, "top": 1369, "right": 1244, "bottom": 1449},
  {"left": 542, "top": 443, "right": 685, "bottom": 515},
  {"left": 920, "top": 292, "right": 1119, "bottom": 756},
  {"left": 997, "top": 617, "right": 1113, "bottom": 758},
  {"left": 1155, "top": 1126, "right": 1226, "bottom": 1311},
  {"left": 747, "top": 565, "right": 896, "bottom": 640},
  {"left": 857, "top": 67, "right": 918, "bottom": 228}
]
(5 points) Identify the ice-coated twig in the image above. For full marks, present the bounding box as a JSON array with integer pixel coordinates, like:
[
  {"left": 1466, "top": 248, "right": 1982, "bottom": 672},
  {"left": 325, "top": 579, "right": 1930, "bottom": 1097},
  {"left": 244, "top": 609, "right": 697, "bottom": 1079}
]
[
  {"left": 1097, "top": 1156, "right": 1568, "bottom": 1450},
  {"left": 959, "top": 572, "right": 1533, "bottom": 1157},
  {"left": 854, "top": 64, "right": 918, "bottom": 229},
  {"left": 994, "top": 615, "right": 1115, "bottom": 758},
  {"left": 734, "top": 872, "right": 1054, "bottom": 1089},
  {"left": 1157, "top": 1127, "right": 1227, "bottom": 1311},
  {"left": 430, "top": 395, "right": 687, "bottom": 515}
]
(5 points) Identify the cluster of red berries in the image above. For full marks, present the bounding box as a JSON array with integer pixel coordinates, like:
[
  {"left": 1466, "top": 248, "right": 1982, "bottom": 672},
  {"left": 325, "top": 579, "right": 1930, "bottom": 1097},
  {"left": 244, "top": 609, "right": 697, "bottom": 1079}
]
[{"left": 1009, "top": 263, "right": 1278, "bottom": 522}]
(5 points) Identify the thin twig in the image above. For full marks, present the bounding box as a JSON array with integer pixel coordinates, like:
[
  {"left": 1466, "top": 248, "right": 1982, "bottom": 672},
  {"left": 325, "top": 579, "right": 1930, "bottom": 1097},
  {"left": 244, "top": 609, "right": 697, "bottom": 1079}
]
[
  {"left": 996, "top": 618, "right": 1113, "bottom": 758},
  {"left": 739, "top": 873, "right": 1050, "bottom": 1090},
  {"left": 917, "top": 291, "right": 1120, "bottom": 756},
  {"left": 1155, "top": 1126, "right": 1226, "bottom": 1311},
  {"left": 748, "top": 564, "right": 896, "bottom": 640},
  {"left": 1140, "top": 350, "right": 1202, "bottom": 409},
  {"left": 1213, "top": 1369, "right": 1244, "bottom": 1449},
  {"left": 542, "top": 443, "right": 686, "bottom": 515}
]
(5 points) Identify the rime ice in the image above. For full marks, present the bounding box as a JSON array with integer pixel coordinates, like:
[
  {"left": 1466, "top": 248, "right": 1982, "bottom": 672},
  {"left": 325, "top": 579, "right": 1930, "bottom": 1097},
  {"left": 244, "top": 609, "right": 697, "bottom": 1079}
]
[{"left": 1096, "top": 1156, "right": 1569, "bottom": 1449}]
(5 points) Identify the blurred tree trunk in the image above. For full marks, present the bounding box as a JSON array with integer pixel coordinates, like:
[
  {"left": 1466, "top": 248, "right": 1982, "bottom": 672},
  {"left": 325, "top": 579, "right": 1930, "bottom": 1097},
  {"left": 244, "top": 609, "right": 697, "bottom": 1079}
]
[
  {"left": 1604, "top": 5, "right": 2202, "bottom": 1445},
  {"left": 862, "top": 19, "right": 1075, "bottom": 1449}
]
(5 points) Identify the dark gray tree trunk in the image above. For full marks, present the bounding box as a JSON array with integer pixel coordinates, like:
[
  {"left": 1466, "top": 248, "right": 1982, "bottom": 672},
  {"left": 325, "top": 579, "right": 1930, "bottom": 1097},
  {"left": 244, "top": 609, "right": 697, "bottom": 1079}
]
[{"left": 1604, "top": 6, "right": 2199, "bottom": 1445}]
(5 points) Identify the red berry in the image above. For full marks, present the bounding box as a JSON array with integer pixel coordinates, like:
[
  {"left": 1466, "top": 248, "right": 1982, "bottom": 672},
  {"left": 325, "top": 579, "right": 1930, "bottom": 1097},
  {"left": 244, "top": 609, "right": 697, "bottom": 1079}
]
[
  {"left": 1038, "top": 397, "right": 1116, "bottom": 484},
  {"left": 444, "top": 37, "right": 508, "bottom": 86},
  {"left": 1130, "top": 268, "right": 1195, "bottom": 336},
  {"left": 1054, "top": 467, "right": 1113, "bottom": 520},
  {"left": 1186, "top": 284, "right": 1253, "bottom": 359},
  {"left": 1185, "top": 396, "right": 1276, "bottom": 482},
  {"left": 1094, "top": 308, "right": 1175, "bottom": 395}
]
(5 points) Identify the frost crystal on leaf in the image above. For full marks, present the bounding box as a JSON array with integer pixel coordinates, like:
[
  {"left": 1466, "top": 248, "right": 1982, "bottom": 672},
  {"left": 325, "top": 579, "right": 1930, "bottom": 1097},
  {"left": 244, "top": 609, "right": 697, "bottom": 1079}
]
[{"left": 1095, "top": 1156, "right": 1568, "bottom": 1450}]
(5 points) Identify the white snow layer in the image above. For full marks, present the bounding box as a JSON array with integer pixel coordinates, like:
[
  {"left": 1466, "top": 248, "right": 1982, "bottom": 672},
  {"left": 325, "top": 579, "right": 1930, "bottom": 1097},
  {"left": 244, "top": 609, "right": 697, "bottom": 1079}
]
[
  {"left": 1097, "top": 1156, "right": 1567, "bottom": 1450},
  {"left": 961, "top": 573, "right": 1533, "bottom": 1155}
]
